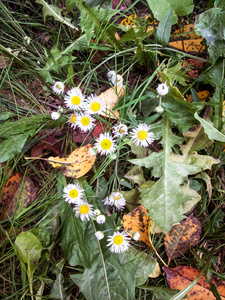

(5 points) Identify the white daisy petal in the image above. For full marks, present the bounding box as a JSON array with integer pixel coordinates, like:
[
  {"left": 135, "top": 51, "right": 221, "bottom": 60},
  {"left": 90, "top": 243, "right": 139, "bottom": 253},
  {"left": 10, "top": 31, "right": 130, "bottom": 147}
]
[
  {"left": 76, "top": 113, "right": 95, "bottom": 132},
  {"left": 109, "top": 192, "right": 126, "bottom": 211},
  {"left": 113, "top": 123, "right": 128, "bottom": 138},
  {"left": 95, "top": 231, "right": 104, "bottom": 240},
  {"left": 156, "top": 82, "right": 169, "bottom": 96},
  {"left": 52, "top": 81, "right": 64, "bottom": 95},
  {"left": 64, "top": 87, "right": 85, "bottom": 110},
  {"left": 83, "top": 94, "right": 103, "bottom": 115},
  {"left": 107, "top": 70, "right": 123, "bottom": 86},
  {"left": 51, "top": 111, "right": 61, "bottom": 120},
  {"left": 63, "top": 183, "right": 84, "bottom": 204},
  {"left": 107, "top": 231, "right": 130, "bottom": 253},
  {"left": 132, "top": 232, "right": 140, "bottom": 241},
  {"left": 94, "top": 132, "right": 117, "bottom": 156},
  {"left": 96, "top": 214, "right": 106, "bottom": 224},
  {"left": 130, "top": 123, "right": 155, "bottom": 147},
  {"left": 67, "top": 112, "right": 79, "bottom": 129},
  {"left": 102, "top": 196, "right": 111, "bottom": 206},
  {"left": 74, "top": 201, "right": 94, "bottom": 221},
  {"left": 94, "top": 209, "right": 101, "bottom": 216}
]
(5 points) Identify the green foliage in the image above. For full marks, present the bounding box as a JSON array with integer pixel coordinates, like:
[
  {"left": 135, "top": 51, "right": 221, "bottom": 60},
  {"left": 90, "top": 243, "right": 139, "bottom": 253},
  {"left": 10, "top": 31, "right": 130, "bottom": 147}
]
[
  {"left": 195, "top": 7, "right": 225, "bottom": 64},
  {"left": 129, "top": 115, "right": 219, "bottom": 233},
  {"left": 156, "top": 7, "right": 173, "bottom": 46},
  {"left": 49, "top": 259, "right": 67, "bottom": 299},
  {"left": 36, "top": 0, "right": 77, "bottom": 29},
  {"left": 146, "top": 0, "right": 194, "bottom": 24}
]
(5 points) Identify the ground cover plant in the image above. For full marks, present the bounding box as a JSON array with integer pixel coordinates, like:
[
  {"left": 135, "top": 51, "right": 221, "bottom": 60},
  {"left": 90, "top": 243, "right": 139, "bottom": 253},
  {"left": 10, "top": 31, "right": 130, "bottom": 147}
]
[{"left": 0, "top": 0, "right": 225, "bottom": 299}]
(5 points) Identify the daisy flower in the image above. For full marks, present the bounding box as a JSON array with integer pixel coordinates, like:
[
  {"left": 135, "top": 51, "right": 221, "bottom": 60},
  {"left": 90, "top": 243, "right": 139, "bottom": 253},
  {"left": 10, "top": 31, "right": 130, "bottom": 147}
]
[
  {"left": 132, "top": 232, "right": 140, "bottom": 241},
  {"left": 74, "top": 201, "right": 94, "bottom": 221},
  {"left": 113, "top": 123, "right": 128, "bottom": 138},
  {"left": 102, "top": 196, "right": 110, "bottom": 205},
  {"left": 107, "top": 70, "right": 123, "bottom": 86},
  {"left": 94, "top": 132, "right": 117, "bottom": 156},
  {"left": 109, "top": 192, "right": 126, "bottom": 211},
  {"left": 67, "top": 112, "right": 79, "bottom": 129},
  {"left": 76, "top": 113, "right": 95, "bottom": 132},
  {"left": 107, "top": 231, "right": 130, "bottom": 253},
  {"left": 156, "top": 82, "right": 169, "bottom": 96},
  {"left": 64, "top": 87, "right": 85, "bottom": 110},
  {"left": 51, "top": 111, "right": 61, "bottom": 120},
  {"left": 130, "top": 123, "right": 155, "bottom": 147},
  {"left": 96, "top": 214, "right": 106, "bottom": 224},
  {"left": 63, "top": 183, "right": 84, "bottom": 204},
  {"left": 93, "top": 209, "right": 101, "bottom": 216},
  {"left": 52, "top": 81, "right": 64, "bottom": 95},
  {"left": 84, "top": 94, "right": 103, "bottom": 115},
  {"left": 95, "top": 231, "right": 104, "bottom": 240}
]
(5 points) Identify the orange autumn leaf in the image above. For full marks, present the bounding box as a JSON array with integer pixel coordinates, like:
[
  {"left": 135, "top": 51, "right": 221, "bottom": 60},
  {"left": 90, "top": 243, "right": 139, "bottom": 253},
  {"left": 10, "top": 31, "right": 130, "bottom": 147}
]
[
  {"left": 164, "top": 214, "right": 201, "bottom": 264},
  {"left": 186, "top": 90, "right": 210, "bottom": 103},
  {"left": 48, "top": 144, "right": 96, "bottom": 178},
  {"left": 163, "top": 266, "right": 225, "bottom": 300},
  {"left": 168, "top": 39, "right": 205, "bottom": 54},
  {"left": 0, "top": 174, "right": 34, "bottom": 220},
  {"left": 171, "top": 24, "right": 201, "bottom": 40},
  {"left": 121, "top": 205, "right": 152, "bottom": 247}
]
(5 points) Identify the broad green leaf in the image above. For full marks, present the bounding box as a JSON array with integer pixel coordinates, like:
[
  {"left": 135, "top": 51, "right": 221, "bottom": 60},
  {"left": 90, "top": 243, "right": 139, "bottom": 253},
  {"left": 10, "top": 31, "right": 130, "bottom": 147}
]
[
  {"left": 138, "top": 286, "right": 180, "bottom": 299},
  {"left": 0, "top": 133, "right": 29, "bottom": 163},
  {"left": 0, "top": 114, "right": 50, "bottom": 138},
  {"left": 36, "top": 0, "right": 77, "bottom": 29},
  {"left": 66, "top": 0, "right": 121, "bottom": 49},
  {"left": 49, "top": 259, "right": 67, "bottom": 300},
  {"left": 194, "top": 112, "right": 225, "bottom": 142},
  {"left": 146, "top": 0, "right": 194, "bottom": 24},
  {"left": 30, "top": 228, "right": 50, "bottom": 248},
  {"left": 38, "top": 35, "right": 87, "bottom": 82},
  {"left": 195, "top": 8, "right": 225, "bottom": 64},
  {"left": 129, "top": 115, "right": 211, "bottom": 233},
  {"left": 163, "top": 61, "right": 189, "bottom": 86},
  {"left": 0, "top": 112, "right": 15, "bottom": 121},
  {"left": 156, "top": 6, "right": 173, "bottom": 46}
]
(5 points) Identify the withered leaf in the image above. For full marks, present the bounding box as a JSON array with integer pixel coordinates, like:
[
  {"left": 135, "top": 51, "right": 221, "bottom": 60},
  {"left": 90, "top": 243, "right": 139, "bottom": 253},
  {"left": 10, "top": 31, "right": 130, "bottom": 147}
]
[
  {"left": 163, "top": 266, "right": 225, "bottom": 300},
  {"left": 48, "top": 144, "right": 96, "bottom": 178},
  {"left": 164, "top": 214, "right": 201, "bottom": 264}
]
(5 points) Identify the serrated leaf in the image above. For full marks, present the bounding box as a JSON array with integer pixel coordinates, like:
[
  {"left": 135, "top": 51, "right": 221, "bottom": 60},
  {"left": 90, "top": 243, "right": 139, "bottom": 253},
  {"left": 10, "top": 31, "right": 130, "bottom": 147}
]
[
  {"left": 130, "top": 115, "right": 212, "bottom": 233},
  {"left": 195, "top": 7, "right": 225, "bottom": 64},
  {"left": 156, "top": 6, "right": 173, "bottom": 46},
  {"left": 66, "top": 0, "right": 121, "bottom": 49},
  {"left": 36, "top": 0, "right": 77, "bottom": 29},
  {"left": 194, "top": 112, "right": 225, "bottom": 142}
]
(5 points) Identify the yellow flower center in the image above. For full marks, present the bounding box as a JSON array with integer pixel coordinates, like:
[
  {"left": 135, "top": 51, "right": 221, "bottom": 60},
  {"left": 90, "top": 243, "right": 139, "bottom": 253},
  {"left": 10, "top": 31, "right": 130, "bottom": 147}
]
[
  {"left": 79, "top": 204, "right": 90, "bottom": 215},
  {"left": 81, "top": 116, "right": 90, "bottom": 126},
  {"left": 71, "top": 95, "right": 81, "bottom": 105},
  {"left": 101, "top": 139, "right": 112, "bottom": 150},
  {"left": 70, "top": 114, "right": 76, "bottom": 124},
  {"left": 69, "top": 189, "right": 79, "bottom": 198},
  {"left": 56, "top": 84, "right": 61, "bottom": 89},
  {"left": 114, "top": 194, "right": 121, "bottom": 200},
  {"left": 113, "top": 235, "right": 124, "bottom": 245},
  {"left": 91, "top": 102, "right": 100, "bottom": 112},
  {"left": 137, "top": 130, "right": 147, "bottom": 140},
  {"left": 119, "top": 126, "right": 125, "bottom": 134}
]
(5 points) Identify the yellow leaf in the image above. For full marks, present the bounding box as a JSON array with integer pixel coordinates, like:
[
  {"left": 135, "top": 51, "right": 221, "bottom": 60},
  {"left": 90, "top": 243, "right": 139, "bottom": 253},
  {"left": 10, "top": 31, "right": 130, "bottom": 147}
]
[
  {"left": 99, "top": 86, "right": 125, "bottom": 119},
  {"left": 168, "top": 39, "right": 205, "bottom": 54},
  {"left": 186, "top": 90, "right": 210, "bottom": 103},
  {"left": 171, "top": 24, "right": 201, "bottom": 40},
  {"left": 48, "top": 144, "right": 96, "bottom": 178},
  {"left": 120, "top": 14, "right": 157, "bottom": 35}
]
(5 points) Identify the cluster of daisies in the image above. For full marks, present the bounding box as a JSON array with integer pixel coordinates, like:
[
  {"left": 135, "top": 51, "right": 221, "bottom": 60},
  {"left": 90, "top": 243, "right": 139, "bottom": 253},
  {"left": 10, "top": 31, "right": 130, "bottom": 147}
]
[
  {"left": 63, "top": 182, "right": 140, "bottom": 253},
  {"left": 53, "top": 72, "right": 169, "bottom": 253}
]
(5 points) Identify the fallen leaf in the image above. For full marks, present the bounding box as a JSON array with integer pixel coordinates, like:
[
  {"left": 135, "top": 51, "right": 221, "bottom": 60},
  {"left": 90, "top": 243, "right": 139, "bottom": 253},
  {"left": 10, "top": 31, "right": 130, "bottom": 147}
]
[
  {"left": 163, "top": 266, "right": 225, "bottom": 300},
  {"left": 1, "top": 174, "right": 34, "bottom": 220},
  {"left": 48, "top": 144, "right": 96, "bottom": 178},
  {"left": 164, "top": 214, "right": 201, "bottom": 264},
  {"left": 120, "top": 14, "right": 157, "bottom": 33},
  {"left": 99, "top": 86, "right": 125, "bottom": 119},
  {"left": 171, "top": 24, "right": 201, "bottom": 40},
  {"left": 31, "top": 134, "right": 64, "bottom": 157},
  {"left": 121, "top": 205, "right": 152, "bottom": 247},
  {"left": 73, "top": 127, "right": 93, "bottom": 145},
  {"left": 186, "top": 90, "right": 210, "bottom": 103},
  {"left": 168, "top": 39, "right": 205, "bottom": 54}
]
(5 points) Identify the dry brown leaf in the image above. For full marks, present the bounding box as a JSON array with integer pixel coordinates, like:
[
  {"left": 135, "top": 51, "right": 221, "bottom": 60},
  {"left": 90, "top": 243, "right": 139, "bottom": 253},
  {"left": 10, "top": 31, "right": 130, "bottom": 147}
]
[
  {"left": 121, "top": 205, "right": 152, "bottom": 247},
  {"left": 163, "top": 266, "right": 225, "bottom": 300},
  {"left": 164, "top": 214, "right": 201, "bottom": 264},
  {"left": 48, "top": 144, "right": 96, "bottom": 178},
  {"left": 1, "top": 174, "right": 34, "bottom": 220},
  {"left": 99, "top": 86, "right": 125, "bottom": 119}
]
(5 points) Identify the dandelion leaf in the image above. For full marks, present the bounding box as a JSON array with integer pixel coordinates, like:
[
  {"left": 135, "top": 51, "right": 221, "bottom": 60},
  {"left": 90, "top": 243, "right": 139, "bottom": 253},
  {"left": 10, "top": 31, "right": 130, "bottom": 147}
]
[
  {"left": 36, "top": 0, "right": 77, "bottom": 29},
  {"left": 48, "top": 144, "right": 96, "bottom": 178},
  {"left": 130, "top": 115, "right": 219, "bottom": 233}
]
